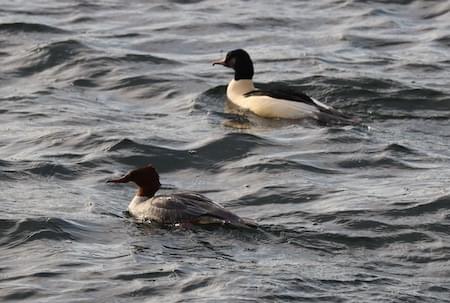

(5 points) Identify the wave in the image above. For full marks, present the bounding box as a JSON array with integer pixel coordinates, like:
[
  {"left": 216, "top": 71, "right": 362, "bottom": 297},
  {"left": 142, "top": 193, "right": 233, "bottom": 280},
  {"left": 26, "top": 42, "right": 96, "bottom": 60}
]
[
  {"left": 264, "top": 219, "right": 433, "bottom": 251},
  {"left": 106, "top": 76, "right": 169, "bottom": 90},
  {"left": 337, "top": 155, "right": 424, "bottom": 170},
  {"left": 433, "top": 34, "right": 450, "bottom": 48},
  {"left": 0, "top": 160, "right": 78, "bottom": 181},
  {"left": 13, "top": 39, "right": 89, "bottom": 77},
  {"left": 81, "top": 53, "right": 180, "bottom": 67},
  {"left": 0, "top": 217, "right": 82, "bottom": 249},
  {"left": 107, "top": 133, "right": 273, "bottom": 172},
  {"left": 68, "top": 53, "right": 181, "bottom": 94},
  {"left": 342, "top": 34, "right": 413, "bottom": 49},
  {"left": 230, "top": 158, "right": 342, "bottom": 175},
  {"left": 386, "top": 195, "right": 450, "bottom": 217},
  {"left": 25, "top": 162, "right": 77, "bottom": 180},
  {"left": 420, "top": 2, "right": 450, "bottom": 19},
  {"left": 112, "top": 269, "right": 184, "bottom": 281},
  {"left": 232, "top": 185, "right": 322, "bottom": 207},
  {"left": 0, "top": 22, "right": 69, "bottom": 34}
]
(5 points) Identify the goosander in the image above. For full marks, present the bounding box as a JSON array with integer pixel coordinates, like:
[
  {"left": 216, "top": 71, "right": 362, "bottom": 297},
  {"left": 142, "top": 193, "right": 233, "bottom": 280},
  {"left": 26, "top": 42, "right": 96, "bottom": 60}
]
[
  {"left": 213, "top": 49, "right": 356, "bottom": 124},
  {"left": 108, "top": 164, "right": 255, "bottom": 227}
]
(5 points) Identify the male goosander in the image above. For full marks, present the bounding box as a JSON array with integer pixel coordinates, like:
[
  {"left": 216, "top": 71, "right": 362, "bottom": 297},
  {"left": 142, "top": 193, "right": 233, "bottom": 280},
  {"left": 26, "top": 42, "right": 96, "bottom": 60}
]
[
  {"left": 108, "top": 164, "right": 255, "bottom": 227},
  {"left": 213, "top": 49, "right": 356, "bottom": 124}
]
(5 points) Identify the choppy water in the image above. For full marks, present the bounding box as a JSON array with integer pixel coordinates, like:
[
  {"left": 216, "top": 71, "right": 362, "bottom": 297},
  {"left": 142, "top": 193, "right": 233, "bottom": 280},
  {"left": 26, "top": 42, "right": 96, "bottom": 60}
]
[{"left": 1, "top": 0, "right": 450, "bottom": 302}]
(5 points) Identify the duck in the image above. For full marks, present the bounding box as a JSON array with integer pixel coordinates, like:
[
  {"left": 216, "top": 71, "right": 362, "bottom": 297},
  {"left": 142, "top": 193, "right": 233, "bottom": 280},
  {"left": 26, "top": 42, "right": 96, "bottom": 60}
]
[
  {"left": 108, "top": 164, "right": 256, "bottom": 227},
  {"left": 213, "top": 49, "right": 357, "bottom": 124}
]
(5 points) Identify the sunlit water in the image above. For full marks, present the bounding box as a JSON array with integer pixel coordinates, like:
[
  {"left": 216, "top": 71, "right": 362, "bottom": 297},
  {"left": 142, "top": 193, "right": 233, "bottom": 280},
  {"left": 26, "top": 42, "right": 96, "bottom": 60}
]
[{"left": 1, "top": 0, "right": 450, "bottom": 302}]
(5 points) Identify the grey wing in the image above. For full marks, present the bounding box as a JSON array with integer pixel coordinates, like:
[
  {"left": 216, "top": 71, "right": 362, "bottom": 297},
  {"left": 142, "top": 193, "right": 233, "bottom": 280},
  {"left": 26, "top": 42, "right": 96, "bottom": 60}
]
[
  {"left": 148, "top": 194, "right": 205, "bottom": 224},
  {"left": 172, "top": 192, "right": 243, "bottom": 223},
  {"left": 148, "top": 192, "right": 241, "bottom": 224}
]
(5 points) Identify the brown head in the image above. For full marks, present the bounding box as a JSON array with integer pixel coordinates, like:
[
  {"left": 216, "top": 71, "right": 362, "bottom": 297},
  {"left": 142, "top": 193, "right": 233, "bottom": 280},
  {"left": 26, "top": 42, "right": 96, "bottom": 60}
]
[{"left": 107, "top": 164, "right": 161, "bottom": 197}]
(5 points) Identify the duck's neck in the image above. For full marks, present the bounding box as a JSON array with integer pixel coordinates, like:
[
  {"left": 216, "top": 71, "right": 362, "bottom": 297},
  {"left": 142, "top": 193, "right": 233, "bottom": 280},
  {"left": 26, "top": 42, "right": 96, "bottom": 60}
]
[
  {"left": 234, "top": 62, "right": 254, "bottom": 80},
  {"left": 129, "top": 195, "right": 148, "bottom": 215},
  {"left": 227, "top": 79, "right": 255, "bottom": 99},
  {"left": 136, "top": 185, "right": 159, "bottom": 198},
  {"left": 130, "top": 195, "right": 148, "bottom": 204},
  {"left": 130, "top": 189, "right": 155, "bottom": 209}
]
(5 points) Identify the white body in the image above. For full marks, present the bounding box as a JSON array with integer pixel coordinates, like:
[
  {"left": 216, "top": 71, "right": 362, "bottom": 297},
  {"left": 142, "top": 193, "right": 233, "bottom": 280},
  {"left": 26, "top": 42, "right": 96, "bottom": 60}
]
[{"left": 226, "top": 79, "right": 323, "bottom": 119}]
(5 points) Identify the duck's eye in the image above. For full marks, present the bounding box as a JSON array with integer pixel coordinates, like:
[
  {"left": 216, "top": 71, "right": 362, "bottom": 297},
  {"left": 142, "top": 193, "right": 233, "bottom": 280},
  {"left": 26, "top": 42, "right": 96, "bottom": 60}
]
[{"left": 227, "top": 57, "right": 236, "bottom": 67}]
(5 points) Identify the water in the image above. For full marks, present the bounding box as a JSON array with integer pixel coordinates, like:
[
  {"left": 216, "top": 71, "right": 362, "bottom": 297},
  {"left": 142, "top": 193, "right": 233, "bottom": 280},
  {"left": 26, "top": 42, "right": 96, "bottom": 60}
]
[{"left": 1, "top": 0, "right": 450, "bottom": 302}]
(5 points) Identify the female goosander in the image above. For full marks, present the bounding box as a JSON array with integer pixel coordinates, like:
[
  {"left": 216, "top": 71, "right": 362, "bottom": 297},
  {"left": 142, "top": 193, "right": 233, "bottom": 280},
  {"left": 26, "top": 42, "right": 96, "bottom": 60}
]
[
  {"left": 108, "top": 164, "right": 255, "bottom": 227},
  {"left": 213, "top": 49, "right": 356, "bottom": 124}
]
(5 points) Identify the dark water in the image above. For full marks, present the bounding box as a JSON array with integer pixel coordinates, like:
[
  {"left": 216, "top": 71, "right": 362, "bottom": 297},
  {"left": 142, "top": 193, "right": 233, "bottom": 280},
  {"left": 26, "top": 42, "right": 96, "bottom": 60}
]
[{"left": 1, "top": 0, "right": 450, "bottom": 302}]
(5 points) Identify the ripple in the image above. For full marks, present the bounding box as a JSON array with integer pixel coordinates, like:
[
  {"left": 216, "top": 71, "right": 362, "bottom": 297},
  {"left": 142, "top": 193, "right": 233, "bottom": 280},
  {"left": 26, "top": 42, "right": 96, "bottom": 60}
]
[
  {"left": 180, "top": 276, "right": 214, "bottom": 293},
  {"left": 73, "top": 78, "right": 97, "bottom": 87},
  {"left": 315, "top": 231, "right": 432, "bottom": 250},
  {"left": 0, "top": 270, "right": 63, "bottom": 282},
  {"left": 386, "top": 195, "right": 450, "bottom": 217},
  {"left": 1, "top": 217, "right": 81, "bottom": 248},
  {"left": 402, "top": 63, "right": 444, "bottom": 73},
  {"left": 13, "top": 39, "right": 90, "bottom": 76},
  {"left": 191, "top": 133, "right": 274, "bottom": 162},
  {"left": 234, "top": 158, "right": 342, "bottom": 175},
  {"left": 351, "top": 0, "right": 416, "bottom": 5},
  {"left": 382, "top": 143, "right": 420, "bottom": 155},
  {"left": 433, "top": 34, "right": 450, "bottom": 48},
  {"left": 88, "top": 53, "right": 180, "bottom": 66},
  {"left": 342, "top": 34, "right": 412, "bottom": 49},
  {"left": 108, "top": 133, "right": 273, "bottom": 172},
  {"left": 337, "top": 156, "right": 422, "bottom": 170},
  {"left": 107, "top": 76, "right": 169, "bottom": 90},
  {"left": 193, "top": 85, "right": 228, "bottom": 114},
  {"left": 341, "top": 219, "right": 405, "bottom": 232},
  {"left": 421, "top": 2, "right": 450, "bottom": 19},
  {"left": 106, "top": 138, "right": 191, "bottom": 172},
  {"left": 25, "top": 162, "right": 77, "bottom": 180},
  {"left": 1, "top": 289, "right": 38, "bottom": 301},
  {"left": 112, "top": 269, "right": 184, "bottom": 281},
  {"left": 118, "top": 285, "right": 169, "bottom": 298},
  {"left": 0, "top": 22, "right": 69, "bottom": 34},
  {"left": 233, "top": 185, "right": 322, "bottom": 207},
  {"left": 120, "top": 53, "right": 180, "bottom": 65}
]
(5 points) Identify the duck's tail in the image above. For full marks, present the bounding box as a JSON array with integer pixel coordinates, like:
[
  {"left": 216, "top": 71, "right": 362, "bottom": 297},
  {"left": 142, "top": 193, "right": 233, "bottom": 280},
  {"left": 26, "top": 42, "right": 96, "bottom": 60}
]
[
  {"left": 316, "top": 110, "right": 361, "bottom": 126},
  {"left": 237, "top": 217, "right": 258, "bottom": 228},
  {"left": 311, "top": 97, "right": 361, "bottom": 126}
]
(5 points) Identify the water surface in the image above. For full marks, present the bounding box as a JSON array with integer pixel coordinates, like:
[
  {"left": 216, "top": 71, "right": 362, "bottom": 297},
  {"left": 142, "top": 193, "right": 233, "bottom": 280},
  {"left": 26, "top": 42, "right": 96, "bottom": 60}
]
[{"left": 1, "top": 0, "right": 450, "bottom": 302}]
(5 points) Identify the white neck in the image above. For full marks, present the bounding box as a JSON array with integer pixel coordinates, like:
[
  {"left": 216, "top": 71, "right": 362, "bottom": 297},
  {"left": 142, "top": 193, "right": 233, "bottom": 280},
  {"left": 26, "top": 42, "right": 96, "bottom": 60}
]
[
  {"left": 127, "top": 195, "right": 152, "bottom": 219},
  {"left": 129, "top": 195, "right": 149, "bottom": 207},
  {"left": 226, "top": 79, "right": 255, "bottom": 101}
]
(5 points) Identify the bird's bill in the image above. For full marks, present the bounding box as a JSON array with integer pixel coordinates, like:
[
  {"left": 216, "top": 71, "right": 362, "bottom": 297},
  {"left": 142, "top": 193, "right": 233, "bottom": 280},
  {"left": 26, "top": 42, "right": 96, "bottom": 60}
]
[
  {"left": 107, "top": 174, "right": 130, "bottom": 183},
  {"left": 212, "top": 57, "right": 226, "bottom": 66}
]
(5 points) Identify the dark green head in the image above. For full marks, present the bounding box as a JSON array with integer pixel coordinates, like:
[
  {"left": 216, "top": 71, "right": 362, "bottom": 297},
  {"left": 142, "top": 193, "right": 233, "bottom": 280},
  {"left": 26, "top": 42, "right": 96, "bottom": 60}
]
[{"left": 213, "top": 49, "right": 254, "bottom": 80}]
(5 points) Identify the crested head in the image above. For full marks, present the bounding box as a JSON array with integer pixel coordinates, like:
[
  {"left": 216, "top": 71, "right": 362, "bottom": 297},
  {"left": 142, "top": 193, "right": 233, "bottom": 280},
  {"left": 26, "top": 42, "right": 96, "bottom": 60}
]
[
  {"left": 108, "top": 164, "right": 161, "bottom": 197},
  {"left": 213, "top": 49, "right": 254, "bottom": 80}
]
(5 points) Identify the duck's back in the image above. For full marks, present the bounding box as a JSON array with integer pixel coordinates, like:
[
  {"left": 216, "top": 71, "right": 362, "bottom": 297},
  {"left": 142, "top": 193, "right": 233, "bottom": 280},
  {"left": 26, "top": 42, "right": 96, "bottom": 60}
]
[{"left": 129, "top": 192, "right": 243, "bottom": 225}]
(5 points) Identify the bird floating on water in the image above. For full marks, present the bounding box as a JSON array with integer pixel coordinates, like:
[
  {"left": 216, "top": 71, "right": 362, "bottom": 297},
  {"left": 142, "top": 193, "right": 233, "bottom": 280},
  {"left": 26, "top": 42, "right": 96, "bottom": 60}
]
[
  {"left": 213, "top": 49, "right": 357, "bottom": 124},
  {"left": 108, "top": 164, "right": 256, "bottom": 227}
]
